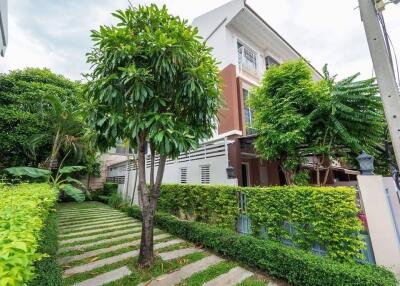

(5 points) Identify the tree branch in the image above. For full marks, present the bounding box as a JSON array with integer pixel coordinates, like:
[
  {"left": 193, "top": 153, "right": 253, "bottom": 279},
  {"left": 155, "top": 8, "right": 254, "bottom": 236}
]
[
  {"left": 150, "top": 155, "right": 167, "bottom": 211},
  {"left": 149, "top": 143, "right": 155, "bottom": 192}
]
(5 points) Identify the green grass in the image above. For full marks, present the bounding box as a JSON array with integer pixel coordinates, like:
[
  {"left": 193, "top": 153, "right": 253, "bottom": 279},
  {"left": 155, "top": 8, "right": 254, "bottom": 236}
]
[
  {"left": 59, "top": 229, "right": 142, "bottom": 247},
  {"left": 59, "top": 220, "right": 138, "bottom": 234},
  {"left": 59, "top": 225, "right": 141, "bottom": 240},
  {"left": 57, "top": 230, "right": 167, "bottom": 257},
  {"left": 62, "top": 237, "right": 182, "bottom": 268},
  {"left": 237, "top": 275, "right": 269, "bottom": 286},
  {"left": 64, "top": 252, "right": 208, "bottom": 286},
  {"left": 176, "top": 261, "right": 238, "bottom": 286}
]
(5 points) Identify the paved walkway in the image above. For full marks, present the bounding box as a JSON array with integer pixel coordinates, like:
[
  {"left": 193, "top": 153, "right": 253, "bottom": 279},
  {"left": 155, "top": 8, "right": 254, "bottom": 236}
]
[{"left": 57, "top": 202, "right": 277, "bottom": 286}]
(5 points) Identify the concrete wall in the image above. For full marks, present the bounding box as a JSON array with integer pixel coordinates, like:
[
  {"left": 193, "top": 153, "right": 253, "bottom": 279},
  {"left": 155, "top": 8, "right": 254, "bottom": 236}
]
[{"left": 358, "top": 175, "right": 400, "bottom": 279}]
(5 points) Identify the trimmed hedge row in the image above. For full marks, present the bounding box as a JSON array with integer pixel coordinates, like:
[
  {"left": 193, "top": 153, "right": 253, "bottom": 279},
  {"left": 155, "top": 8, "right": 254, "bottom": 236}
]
[
  {"left": 122, "top": 205, "right": 397, "bottom": 286},
  {"left": 159, "top": 184, "right": 363, "bottom": 262},
  {"left": 0, "top": 183, "right": 58, "bottom": 286},
  {"left": 158, "top": 184, "right": 239, "bottom": 229},
  {"left": 28, "top": 212, "right": 63, "bottom": 286}
]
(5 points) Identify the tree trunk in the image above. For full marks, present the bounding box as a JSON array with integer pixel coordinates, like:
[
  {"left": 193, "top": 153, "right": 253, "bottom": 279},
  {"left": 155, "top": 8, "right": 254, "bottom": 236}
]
[
  {"left": 138, "top": 208, "right": 155, "bottom": 267},
  {"left": 322, "top": 165, "right": 331, "bottom": 186},
  {"left": 136, "top": 133, "right": 167, "bottom": 268}
]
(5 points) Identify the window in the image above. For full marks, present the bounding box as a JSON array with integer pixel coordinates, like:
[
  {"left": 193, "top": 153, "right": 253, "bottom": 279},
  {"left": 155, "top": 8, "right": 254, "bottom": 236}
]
[
  {"left": 200, "top": 165, "right": 210, "bottom": 184},
  {"left": 243, "top": 89, "right": 256, "bottom": 135},
  {"left": 238, "top": 41, "right": 257, "bottom": 72},
  {"left": 180, "top": 167, "right": 188, "bottom": 184},
  {"left": 265, "top": 56, "right": 279, "bottom": 70}
]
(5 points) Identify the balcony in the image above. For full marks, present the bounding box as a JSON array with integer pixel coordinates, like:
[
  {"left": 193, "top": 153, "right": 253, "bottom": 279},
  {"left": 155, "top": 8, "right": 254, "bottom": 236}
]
[{"left": 238, "top": 46, "right": 259, "bottom": 78}]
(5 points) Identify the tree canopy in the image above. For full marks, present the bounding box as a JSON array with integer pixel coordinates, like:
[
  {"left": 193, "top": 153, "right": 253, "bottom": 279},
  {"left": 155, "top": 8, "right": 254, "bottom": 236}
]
[
  {"left": 0, "top": 68, "right": 82, "bottom": 168},
  {"left": 249, "top": 60, "right": 386, "bottom": 185},
  {"left": 85, "top": 4, "right": 221, "bottom": 267}
]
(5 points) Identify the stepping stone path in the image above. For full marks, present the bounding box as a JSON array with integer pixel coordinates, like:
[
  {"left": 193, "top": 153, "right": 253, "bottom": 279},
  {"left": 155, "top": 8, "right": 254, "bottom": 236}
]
[{"left": 57, "top": 202, "right": 279, "bottom": 286}]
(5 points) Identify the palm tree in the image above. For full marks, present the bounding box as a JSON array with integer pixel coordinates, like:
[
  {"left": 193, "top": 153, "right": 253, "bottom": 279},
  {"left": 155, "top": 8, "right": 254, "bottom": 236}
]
[
  {"left": 309, "top": 65, "right": 385, "bottom": 185},
  {"left": 26, "top": 94, "right": 83, "bottom": 169}
]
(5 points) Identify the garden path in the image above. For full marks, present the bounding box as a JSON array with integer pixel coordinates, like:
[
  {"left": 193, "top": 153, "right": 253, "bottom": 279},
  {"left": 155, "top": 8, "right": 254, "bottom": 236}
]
[{"left": 57, "top": 202, "right": 278, "bottom": 286}]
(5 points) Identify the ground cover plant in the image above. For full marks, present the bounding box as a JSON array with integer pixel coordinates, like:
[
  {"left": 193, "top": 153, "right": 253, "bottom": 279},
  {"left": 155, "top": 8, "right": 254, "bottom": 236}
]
[{"left": 0, "top": 183, "right": 57, "bottom": 286}]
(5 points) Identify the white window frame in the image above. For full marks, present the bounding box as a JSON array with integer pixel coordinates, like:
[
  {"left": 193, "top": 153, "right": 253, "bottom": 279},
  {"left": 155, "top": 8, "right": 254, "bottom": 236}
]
[
  {"left": 200, "top": 164, "right": 211, "bottom": 184},
  {"left": 180, "top": 167, "right": 188, "bottom": 184}
]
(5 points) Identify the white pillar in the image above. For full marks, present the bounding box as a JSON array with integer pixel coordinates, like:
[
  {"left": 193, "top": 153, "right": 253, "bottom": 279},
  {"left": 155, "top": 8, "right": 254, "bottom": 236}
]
[{"left": 358, "top": 175, "right": 400, "bottom": 278}]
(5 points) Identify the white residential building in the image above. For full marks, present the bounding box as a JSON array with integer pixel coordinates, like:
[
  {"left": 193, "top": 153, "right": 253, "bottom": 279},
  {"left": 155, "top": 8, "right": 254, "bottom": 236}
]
[
  {"left": 0, "top": 0, "right": 7, "bottom": 57},
  {"left": 106, "top": 0, "right": 357, "bottom": 202}
]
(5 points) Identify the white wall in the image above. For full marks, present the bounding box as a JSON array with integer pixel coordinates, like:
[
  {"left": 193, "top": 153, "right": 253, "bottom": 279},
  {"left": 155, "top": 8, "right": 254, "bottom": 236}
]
[
  {"left": 358, "top": 175, "right": 400, "bottom": 279},
  {"left": 0, "top": 0, "right": 7, "bottom": 56}
]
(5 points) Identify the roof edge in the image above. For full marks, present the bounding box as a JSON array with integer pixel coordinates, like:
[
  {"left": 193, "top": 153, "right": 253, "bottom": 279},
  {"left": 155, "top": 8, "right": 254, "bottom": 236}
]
[{"left": 243, "top": 2, "right": 323, "bottom": 78}]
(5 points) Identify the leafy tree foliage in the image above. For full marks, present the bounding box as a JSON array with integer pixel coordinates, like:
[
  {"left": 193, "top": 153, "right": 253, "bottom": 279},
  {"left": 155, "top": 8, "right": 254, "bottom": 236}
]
[
  {"left": 309, "top": 66, "right": 385, "bottom": 183},
  {"left": 249, "top": 61, "right": 386, "bottom": 185},
  {"left": 0, "top": 68, "right": 82, "bottom": 167},
  {"left": 248, "top": 61, "right": 320, "bottom": 184},
  {"left": 85, "top": 5, "right": 221, "bottom": 267}
]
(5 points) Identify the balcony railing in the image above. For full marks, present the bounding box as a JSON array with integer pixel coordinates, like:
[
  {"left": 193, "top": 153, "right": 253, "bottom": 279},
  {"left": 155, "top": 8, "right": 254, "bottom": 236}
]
[{"left": 238, "top": 46, "right": 258, "bottom": 76}]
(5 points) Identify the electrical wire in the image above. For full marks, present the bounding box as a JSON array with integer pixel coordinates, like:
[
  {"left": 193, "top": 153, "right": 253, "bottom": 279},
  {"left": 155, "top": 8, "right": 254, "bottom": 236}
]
[{"left": 377, "top": 11, "right": 400, "bottom": 88}]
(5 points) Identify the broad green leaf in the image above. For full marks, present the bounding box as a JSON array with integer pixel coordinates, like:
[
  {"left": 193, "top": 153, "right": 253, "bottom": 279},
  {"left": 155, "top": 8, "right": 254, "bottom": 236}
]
[
  {"left": 59, "top": 166, "right": 86, "bottom": 174},
  {"left": 61, "top": 184, "right": 85, "bottom": 202},
  {"left": 65, "top": 177, "right": 87, "bottom": 189},
  {"left": 5, "top": 167, "right": 51, "bottom": 178}
]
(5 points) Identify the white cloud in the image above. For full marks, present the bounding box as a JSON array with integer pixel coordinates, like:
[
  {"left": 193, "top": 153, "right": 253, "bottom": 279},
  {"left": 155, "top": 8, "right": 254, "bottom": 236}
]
[{"left": 1, "top": 0, "right": 399, "bottom": 81}]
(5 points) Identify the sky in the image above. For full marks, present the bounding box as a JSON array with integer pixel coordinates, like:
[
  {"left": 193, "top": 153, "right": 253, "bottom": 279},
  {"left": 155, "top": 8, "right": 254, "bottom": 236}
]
[{"left": 0, "top": 0, "right": 399, "bottom": 81}]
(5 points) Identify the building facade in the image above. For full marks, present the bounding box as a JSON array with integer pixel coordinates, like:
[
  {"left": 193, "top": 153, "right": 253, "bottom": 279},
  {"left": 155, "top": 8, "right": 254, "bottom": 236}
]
[
  {"left": 107, "top": 0, "right": 357, "bottom": 198},
  {"left": 0, "top": 0, "right": 7, "bottom": 57}
]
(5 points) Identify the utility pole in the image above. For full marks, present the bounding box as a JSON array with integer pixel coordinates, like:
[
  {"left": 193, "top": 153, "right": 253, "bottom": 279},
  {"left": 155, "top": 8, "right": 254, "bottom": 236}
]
[{"left": 358, "top": 0, "right": 400, "bottom": 171}]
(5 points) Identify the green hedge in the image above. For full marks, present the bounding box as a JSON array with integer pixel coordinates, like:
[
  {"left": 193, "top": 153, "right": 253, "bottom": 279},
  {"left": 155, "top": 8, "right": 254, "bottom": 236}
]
[
  {"left": 0, "top": 183, "right": 58, "bottom": 286},
  {"left": 159, "top": 184, "right": 363, "bottom": 262},
  {"left": 158, "top": 184, "right": 239, "bottom": 229},
  {"left": 28, "top": 212, "right": 63, "bottom": 286},
  {"left": 123, "top": 205, "right": 397, "bottom": 286}
]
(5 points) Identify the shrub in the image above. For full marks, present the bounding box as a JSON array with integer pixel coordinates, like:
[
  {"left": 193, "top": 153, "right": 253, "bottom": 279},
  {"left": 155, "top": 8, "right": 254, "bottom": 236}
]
[
  {"left": 28, "top": 212, "right": 63, "bottom": 286},
  {"left": 0, "top": 183, "right": 57, "bottom": 286},
  {"left": 91, "top": 182, "right": 118, "bottom": 203},
  {"left": 158, "top": 184, "right": 239, "bottom": 229},
  {"left": 124, "top": 206, "right": 397, "bottom": 286},
  {"left": 159, "top": 184, "right": 363, "bottom": 262}
]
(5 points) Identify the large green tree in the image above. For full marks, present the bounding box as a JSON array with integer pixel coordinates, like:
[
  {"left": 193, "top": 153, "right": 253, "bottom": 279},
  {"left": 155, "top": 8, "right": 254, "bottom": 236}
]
[
  {"left": 248, "top": 61, "right": 320, "bottom": 184},
  {"left": 249, "top": 60, "right": 386, "bottom": 185},
  {"left": 85, "top": 5, "right": 221, "bottom": 267},
  {"left": 309, "top": 66, "right": 385, "bottom": 184},
  {"left": 0, "top": 68, "right": 82, "bottom": 167}
]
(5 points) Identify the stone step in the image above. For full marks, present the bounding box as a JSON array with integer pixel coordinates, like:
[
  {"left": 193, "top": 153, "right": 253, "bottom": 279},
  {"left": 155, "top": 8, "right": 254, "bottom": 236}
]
[
  {"left": 203, "top": 267, "right": 253, "bottom": 286},
  {"left": 59, "top": 214, "right": 126, "bottom": 226},
  {"left": 138, "top": 255, "right": 223, "bottom": 286},
  {"left": 59, "top": 217, "right": 133, "bottom": 231},
  {"left": 58, "top": 208, "right": 112, "bottom": 216},
  {"left": 59, "top": 227, "right": 141, "bottom": 246},
  {"left": 58, "top": 235, "right": 177, "bottom": 265},
  {"left": 58, "top": 232, "right": 143, "bottom": 254},
  {"left": 59, "top": 222, "right": 141, "bottom": 239},
  {"left": 59, "top": 207, "right": 113, "bottom": 213},
  {"left": 59, "top": 218, "right": 135, "bottom": 234},
  {"left": 58, "top": 213, "right": 123, "bottom": 222},
  {"left": 63, "top": 239, "right": 184, "bottom": 277},
  {"left": 159, "top": 247, "right": 203, "bottom": 261},
  {"left": 72, "top": 266, "right": 131, "bottom": 286}
]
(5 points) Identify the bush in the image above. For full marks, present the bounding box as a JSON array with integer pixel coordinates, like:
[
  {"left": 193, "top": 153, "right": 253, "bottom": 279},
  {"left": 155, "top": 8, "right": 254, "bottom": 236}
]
[
  {"left": 0, "top": 183, "right": 57, "bottom": 286},
  {"left": 124, "top": 206, "right": 397, "bottom": 286},
  {"left": 159, "top": 184, "right": 363, "bottom": 262},
  {"left": 91, "top": 182, "right": 118, "bottom": 203},
  {"left": 159, "top": 184, "right": 239, "bottom": 229},
  {"left": 28, "top": 212, "right": 63, "bottom": 286}
]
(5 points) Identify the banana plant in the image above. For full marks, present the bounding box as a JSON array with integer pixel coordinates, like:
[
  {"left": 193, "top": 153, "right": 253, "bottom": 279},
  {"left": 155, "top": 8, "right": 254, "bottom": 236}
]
[{"left": 5, "top": 165, "right": 86, "bottom": 202}]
